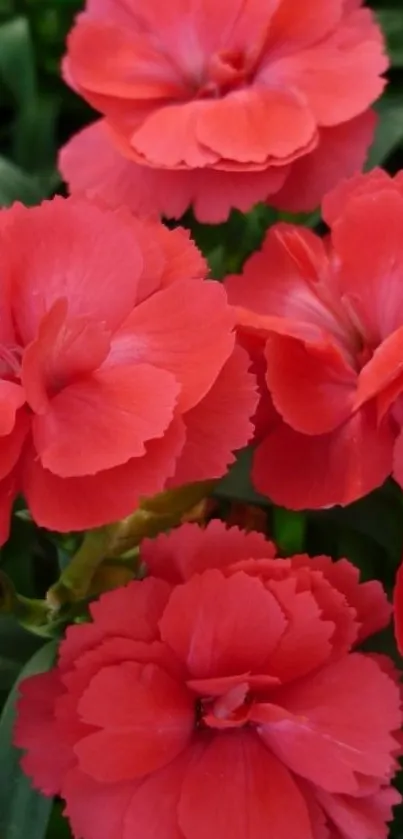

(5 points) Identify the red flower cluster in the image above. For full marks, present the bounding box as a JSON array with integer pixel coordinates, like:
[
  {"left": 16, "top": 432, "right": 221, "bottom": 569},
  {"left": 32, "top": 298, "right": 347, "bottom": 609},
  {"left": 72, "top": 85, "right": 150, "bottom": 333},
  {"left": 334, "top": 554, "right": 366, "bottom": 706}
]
[
  {"left": 59, "top": 0, "right": 387, "bottom": 223},
  {"left": 226, "top": 169, "right": 403, "bottom": 509},
  {"left": 0, "top": 197, "right": 256, "bottom": 541},
  {"left": 15, "top": 522, "right": 400, "bottom": 839}
]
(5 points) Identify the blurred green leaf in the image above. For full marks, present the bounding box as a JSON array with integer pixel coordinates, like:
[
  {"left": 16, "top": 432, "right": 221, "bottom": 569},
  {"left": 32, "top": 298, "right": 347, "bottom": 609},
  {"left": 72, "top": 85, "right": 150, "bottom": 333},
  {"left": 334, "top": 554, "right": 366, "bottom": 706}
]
[
  {"left": 376, "top": 9, "right": 403, "bottom": 67},
  {"left": 272, "top": 507, "right": 306, "bottom": 555},
  {"left": 0, "top": 155, "right": 45, "bottom": 205},
  {"left": 0, "top": 641, "right": 56, "bottom": 839},
  {"left": 215, "top": 447, "right": 269, "bottom": 507},
  {"left": 368, "top": 93, "right": 403, "bottom": 168},
  {"left": 0, "top": 17, "right": 36, "bottom": 107},
  {"left": 13, "top": 96, "right": 58, "bottom": 175},
  {"left": 46, "top": 802, "right": 72, "bottom": 839}
]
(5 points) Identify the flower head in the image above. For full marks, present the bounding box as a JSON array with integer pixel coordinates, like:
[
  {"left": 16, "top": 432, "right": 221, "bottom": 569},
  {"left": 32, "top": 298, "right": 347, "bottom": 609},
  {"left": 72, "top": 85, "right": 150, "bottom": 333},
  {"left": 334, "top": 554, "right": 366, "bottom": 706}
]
[
  {"left": 15, "top": 521, "right": 400, "bottom": 839},
  {"left": 0, "top": 197, "right": 257, "bottom": 540},
  {"left": 226, "top": 168, "right": 403, "bottom": 509},
  {"left": 59, "top": 0, "right": 387, "bottom": 222}
]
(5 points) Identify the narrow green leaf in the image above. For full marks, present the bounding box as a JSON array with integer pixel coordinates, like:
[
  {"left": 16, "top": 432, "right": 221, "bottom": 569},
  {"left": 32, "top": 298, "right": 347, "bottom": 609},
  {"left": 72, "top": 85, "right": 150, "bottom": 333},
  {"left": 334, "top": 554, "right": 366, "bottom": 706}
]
[
  {"left": 0, "top": 17, "right": 36, "bottom": 106},
  {"left": 272, "top": 507, "right": 307, "bottom": 555},
  {"left": 215, "top": 447, "right": 269, "bottom": 507},
  {"left": 0, "top": 155, "right": 44, "bottom": 206},
  {"left": 376, "top": 9, "right": 403, "bottom": 67},
  {"left": 367, "top": 93, "right": 403, "bottom": 168},
  {"left": 0, "top": 641, "right": 57, "bottom": 839},
  {"left": 12, "top": 96, "right": 59, "bottom": 176}
]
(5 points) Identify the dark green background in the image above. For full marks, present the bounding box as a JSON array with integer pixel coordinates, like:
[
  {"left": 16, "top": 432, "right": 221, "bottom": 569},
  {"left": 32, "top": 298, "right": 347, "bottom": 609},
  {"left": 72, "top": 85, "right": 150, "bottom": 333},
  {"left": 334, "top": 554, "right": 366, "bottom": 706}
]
[{"left": 0, "top": 1, "right": 403, "bottom": 838}]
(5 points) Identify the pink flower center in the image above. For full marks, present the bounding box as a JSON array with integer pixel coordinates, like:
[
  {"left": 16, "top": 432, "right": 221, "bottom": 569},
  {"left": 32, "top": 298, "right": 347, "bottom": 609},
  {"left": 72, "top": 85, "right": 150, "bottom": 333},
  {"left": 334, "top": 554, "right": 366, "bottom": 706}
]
[
  {"left": 0, "top": 344, "right": 23, "bottom": 380},
  {"left": 196, "top": 682, "right": 253, "bottom": 730},
  {"left": 198, "top": 49, "right": 251, "bottom": 98}
]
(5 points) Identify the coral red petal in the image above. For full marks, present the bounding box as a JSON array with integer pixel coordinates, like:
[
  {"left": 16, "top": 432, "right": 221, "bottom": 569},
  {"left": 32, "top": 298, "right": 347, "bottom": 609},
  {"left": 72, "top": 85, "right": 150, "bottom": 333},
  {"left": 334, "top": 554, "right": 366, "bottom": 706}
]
[
  {"left": 355, "top": 326, "right": 403, "bottom": 414},
  {"left": 59, "top": 578, "right": 172, "bottom": 670},
  {"left": 22, "top": 417, "right": 186, "bottom": 532},
  {"left": 253, "top": 406, "right": 394, "bottom": 509},
  {"left": 21, "top": 299, "right": 111, "bottom": 414},
  {"left": 63, "top": 768, "right": 137, "bottom": 839},
  {"left": 322, "top": 167, "right": 391, "bottom": 226},
  {"left": 0, "top": 381, "right": 26, "bottom": 435},
  {"left": 171, "top": 346, "right": 258, "bottom": 485},
  {"left": 59, "top": 121, "right": 288, "bottom": 223},
  {"left": 269, "top": 39, "right": 386, "bottom": 127},
  {"left": 256, "top": 654, "right": 400, "bottom": 792},
  {"left": 264, "top": 577, "right": 335, "bottom": 681},
  {"left": 178, "top": 730, "right": 314, "bottom": 839},
  {"left": 273, "top": 111, "right": 377, "bottom": 213},
  {"left": 132, "top": 101, "right": 217, "bottom": 167},
  {"left": 32, "top": 363, "right": 178, "bottom": 476},
  {"left": 332, "top": 188, "right": 403, "bottom": 343},
  {"left": 5, "top": 197, "right": 143, "bottom": 344},
  {"left": 0, "top": 409, "right": 30, "bottom": 480},
  {"left": 197, "top": 88, "right": 316, "bottom": 164},
  {"left": 316, "top": 787, "right": 401, "bottom": 839},
  {"left": 226, "top": 224, "right": 341, "bottom": 337},
  {"left": 108, "top": 279, "right": 234, "bottom": 412},
  {"left": 75, "top": 662, "right": 193, "bottom": 782},
  {"left": 14, "top": 671, "right": 73, "bottom": 796},
  {"left": 122, "top": 750, "right": 190, "bottom": 839},
  {"left": 0, "top": 469, "right": 19, "bottom": 545},
  {"left": 304, "top": 556, "right": 392, "bottom": 644},
  {"left": 264, "top": 333, "right": 356, "bottom": 434},
  {"left": 266, "top": 0, "right": 344, "bottom": 53},
  {"left": 142, "top": 519, "right": 275, "bottom": 584},
  {"left": 159, "top": 569, "right": 286, "bottom": 678},
  {"left": 67, "top": 19, "right": 184, "bottom": 102}
]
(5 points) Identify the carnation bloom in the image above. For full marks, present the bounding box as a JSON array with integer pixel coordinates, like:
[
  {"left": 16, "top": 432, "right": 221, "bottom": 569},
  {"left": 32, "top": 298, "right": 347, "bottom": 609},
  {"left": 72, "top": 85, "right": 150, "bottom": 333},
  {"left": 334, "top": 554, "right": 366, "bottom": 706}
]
[
  {"left": 225, "top": 168, "right": 403, "bottom": 509},
  {"left": 15, "top": 521, "right": 400, "bottom": 839},
  {"left": 59, "top": 0, "right": 387, "bottom": 223},
  {"left": 0, "top": 197, "right": 257, "bottom": 541}
]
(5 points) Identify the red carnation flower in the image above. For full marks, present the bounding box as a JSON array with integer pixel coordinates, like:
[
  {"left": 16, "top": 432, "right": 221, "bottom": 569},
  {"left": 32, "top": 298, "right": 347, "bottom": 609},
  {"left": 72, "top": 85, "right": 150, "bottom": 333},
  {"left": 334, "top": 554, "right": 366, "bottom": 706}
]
[
  {"left": 15, "top": 521, "right": 400, "bottom": 839},
  {"left": 0, "top": 198, "right": 257, "bottom": 541},
  {"left": 226, "top": 168, "right": 403, "bottom": 509},
  {"left": 59, "top": 0, "right": 387, "bottom": 223}
]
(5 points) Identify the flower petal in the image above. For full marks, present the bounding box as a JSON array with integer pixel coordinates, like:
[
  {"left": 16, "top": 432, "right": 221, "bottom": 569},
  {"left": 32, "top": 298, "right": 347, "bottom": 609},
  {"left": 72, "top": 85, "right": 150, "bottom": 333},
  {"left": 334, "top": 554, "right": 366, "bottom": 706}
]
[
  {"left": 0, "top": 381, "right": 26, "bottom": 436},
  {"left": 59, "top": 578, "right": 173, "bottom": 671},
  {"left": 178, "top": 731, "right": 313, "bottom": 839},
  {"left": 22, "top": 417, "right": 186, "bottom": 532},
  {"left": 14, "top": 671, "right": 73, "bottom": 796},
  {"left": 197, "top": 88, "right": 316, "bottom": 164},
  {"left": 253, "top": 405, "right": 394, "bottom": 509},
  {"left": 6, "top": 197, "right": 143, "bottom": 344},
  {"left": 75, "top": 662, "right": 194, "bottom": 782},
  {"left": 171, "top": 346, "right": 258, "bottom": 484},
  {"left": 272, "top": 111, "right": 377, "bottom": 214},
  {"left": 159, "top": 569, "right": 286, "bottom": 678},
  {"left": 22, "top": 299, "right": 111, "bottom": 415},
  {"left": 264, "top": 332, "right": 356, "bottom": 434},
  {"left": 32, "top": 363, "right": 179, "bottom": 476},
  {"left": 108, "top": 279, "right": 234, "bottom": 412},
  {"left": 142, "top": 519, "right": 274, "bottom": 584},
  {"left": 255, "top": 654, "right": 401, "bottom": 792}
]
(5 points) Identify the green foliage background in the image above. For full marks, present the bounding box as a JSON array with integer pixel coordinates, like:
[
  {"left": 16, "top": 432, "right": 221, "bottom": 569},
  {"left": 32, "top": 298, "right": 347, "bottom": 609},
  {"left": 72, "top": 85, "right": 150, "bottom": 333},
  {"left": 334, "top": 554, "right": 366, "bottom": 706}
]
[{"left": 0, "top": 1, "right": 402, "bottom": 837}]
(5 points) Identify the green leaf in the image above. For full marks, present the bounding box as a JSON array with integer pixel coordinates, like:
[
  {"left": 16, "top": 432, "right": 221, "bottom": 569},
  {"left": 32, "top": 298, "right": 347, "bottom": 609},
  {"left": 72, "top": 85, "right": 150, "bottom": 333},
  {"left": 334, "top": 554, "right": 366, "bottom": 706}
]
[
  {"left": 367, "top": 93, "right": 403, "bottom": 168},
  {"left": 215, "top": 447, "right": 269, "bottom": 507},
  {"left": 376, "top": 9, "right": 403, "bottom": 67},
  {"left": 12, "top": 96, "right": 59, "bottom": 176},
  {"left": 0, "top": 641, "right": 56, "bottom": 839},
  {"left": 46, "top": 802, "right": 72, "bottom": 839},
  {"left": 272, "top": 507, "right": 307, "bottom": 555},
  {"left": 0, "top": 155, "right": 45, "bottom": 206},
  {"left": 0, "top": 17, "right": 36, "bottom": 107}
]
